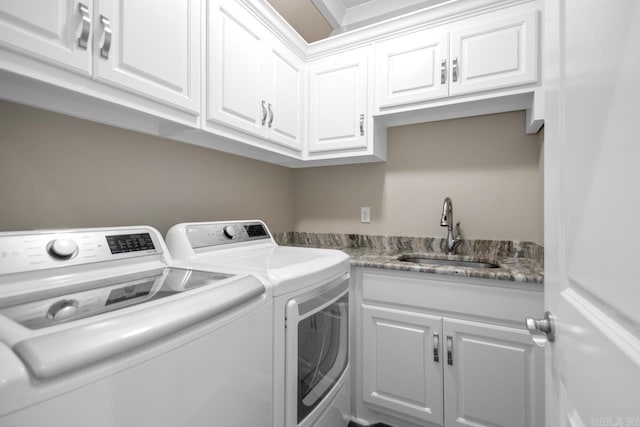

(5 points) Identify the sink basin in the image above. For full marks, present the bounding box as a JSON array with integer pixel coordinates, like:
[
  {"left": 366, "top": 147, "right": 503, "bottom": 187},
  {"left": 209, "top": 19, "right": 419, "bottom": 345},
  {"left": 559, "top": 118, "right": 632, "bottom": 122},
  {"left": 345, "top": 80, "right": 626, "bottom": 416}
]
[{"left": 398, "top": 255, "right": 500, "bottom": 269}]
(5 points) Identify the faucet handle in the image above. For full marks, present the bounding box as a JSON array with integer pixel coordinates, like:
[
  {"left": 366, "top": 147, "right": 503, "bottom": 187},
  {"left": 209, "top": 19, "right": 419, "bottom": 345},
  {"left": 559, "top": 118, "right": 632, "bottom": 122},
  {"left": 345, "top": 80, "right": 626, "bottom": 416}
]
[{"left": 455, "top": 222, "right": 462, "bottom": 239}]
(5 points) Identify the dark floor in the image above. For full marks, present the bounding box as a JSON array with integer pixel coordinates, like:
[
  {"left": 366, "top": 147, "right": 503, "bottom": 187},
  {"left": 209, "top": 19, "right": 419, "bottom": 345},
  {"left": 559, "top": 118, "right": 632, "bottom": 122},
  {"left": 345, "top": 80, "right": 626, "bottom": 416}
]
[{"left": 348, "top": 422, "right": 394, "bottom": 427}]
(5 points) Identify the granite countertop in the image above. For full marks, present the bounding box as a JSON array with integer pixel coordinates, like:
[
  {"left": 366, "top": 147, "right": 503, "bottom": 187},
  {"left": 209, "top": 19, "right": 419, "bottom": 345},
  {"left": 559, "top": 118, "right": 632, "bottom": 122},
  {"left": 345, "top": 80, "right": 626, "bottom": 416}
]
[{"left": 274, "top": 232, "right": 544, "bottom": 285}]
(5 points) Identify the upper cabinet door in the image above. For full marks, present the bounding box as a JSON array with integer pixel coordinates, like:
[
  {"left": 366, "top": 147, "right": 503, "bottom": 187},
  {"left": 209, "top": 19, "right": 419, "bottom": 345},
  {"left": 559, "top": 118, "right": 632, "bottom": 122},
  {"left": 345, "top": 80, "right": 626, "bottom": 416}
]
[
  {"left": 265, "top": 39, "right": 304, "bottom": 152},
  {"left": 449, "top": 10, "right": 538, "bottom": 96},
  {"left": 0, "top": 0, "right": 93, "bottom": 74},
  {"left": 207, "top": 0, "right": 267, "bottom": 137},
  {"left": 375, "top": 29, "right": 449, "bottom": 110},
  {"left": 308, "top": 47, "right": 369, "bottom": 153},
  {"left": 94, "top": 0, "right": 201, "bottom": 114}
]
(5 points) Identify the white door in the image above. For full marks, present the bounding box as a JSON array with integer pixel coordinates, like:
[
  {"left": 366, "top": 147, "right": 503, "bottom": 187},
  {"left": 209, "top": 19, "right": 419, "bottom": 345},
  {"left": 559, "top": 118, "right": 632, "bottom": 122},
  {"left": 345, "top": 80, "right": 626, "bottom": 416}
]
[
  {"left": 0, "top": 0, "right": 92, "bottom": 74},
  {"left": 361, "top": 305, "right": 444, "bottom": 425},
  {"left": 375, "top": 29, "right": 449, "bottom": 110},
  {"left": 443, "top": 318, "right": 544, "bottom": 427},
  {"left": 265, "top": 39, "right": 304, "bottom": 152},
  {"left": 207, "top": 0, "right": 267, "bottom": 137},
  {"left": 308, "top": 48, "right": 368, "bottom": 153},
  {"left": 449, "top": 9, "right": 537, "bottom": 96},
  {"left": 94, "top": 0, "right": 200, "bottom": 113},
  {"left": 543, "top": 0, "right": 640, "bottom": 425}
]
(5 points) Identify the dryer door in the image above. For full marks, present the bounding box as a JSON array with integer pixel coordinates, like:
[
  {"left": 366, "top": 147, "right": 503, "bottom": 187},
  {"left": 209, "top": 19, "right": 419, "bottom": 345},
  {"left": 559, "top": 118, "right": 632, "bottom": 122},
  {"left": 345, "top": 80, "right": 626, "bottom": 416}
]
[{"left": 285, "top": 275, "right": 349, "bottom": 427}]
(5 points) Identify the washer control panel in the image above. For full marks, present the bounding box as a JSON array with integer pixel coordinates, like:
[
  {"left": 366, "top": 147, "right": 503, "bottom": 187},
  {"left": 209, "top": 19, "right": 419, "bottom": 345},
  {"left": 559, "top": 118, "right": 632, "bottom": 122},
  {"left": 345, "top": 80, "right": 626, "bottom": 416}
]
[
  {"left": 186, "top": 221, "right": 270, "bottom": 249},
  {"left": 0, "top": 228, "right": 163, "bottom": 275}
]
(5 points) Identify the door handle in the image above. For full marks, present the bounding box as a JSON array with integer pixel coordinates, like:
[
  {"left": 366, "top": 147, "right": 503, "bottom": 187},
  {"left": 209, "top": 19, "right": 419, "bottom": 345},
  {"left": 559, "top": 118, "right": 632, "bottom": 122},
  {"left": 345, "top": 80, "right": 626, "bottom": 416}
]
[
  {"left": 261, "top": 100, "right": 267, "bottom": 126},
  {"left": 446, "top": 335, "right": 453, "bottom": 365},
  {"left": 433, "top": 332, "right": 440, "bottom": 363},
  {"left": 99, "top": 15, "right": 112, "bottom": 59},
  {"left": 525, "top": 311, "right": 555, "bottom": 347},
  {"left": 268, "top": 103, "right": 273, "bottom": 128},
  {"left": 359, "top": 114, "right": 365, "bottom": 136},
  {"left": 77, "top": 3, "right": 91, "bottom": 49},
  {"left": 440, "top": 59, "right": 447, "bottom": 84},
  {"left": 452, "top": 57, "right": 459, "bottom": 82}
]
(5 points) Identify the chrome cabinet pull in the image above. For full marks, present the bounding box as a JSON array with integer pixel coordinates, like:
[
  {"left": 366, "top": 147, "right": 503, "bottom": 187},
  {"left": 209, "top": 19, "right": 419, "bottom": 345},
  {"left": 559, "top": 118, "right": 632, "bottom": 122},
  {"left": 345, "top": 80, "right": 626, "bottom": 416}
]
[
  {"left": 268, "top": 103, "right": 273, "bottom": 128},
  {"left": 452, "top": 57, "right": 459, "bottom": 82},
  {"left": 99, "top": 15, "right": 112, "bottom": 59},
  {"left": 77, "top": 3, "right": 91, "bottom": 49},
  {"left": 525, "top": 311, "right": 556, "bottom": 347},
  {"left": 433, "top": 332, "right": 440, "bottom": 363},
  {"left": 359, "top": 114, "right": 365, "bottom": 136},
  {"left": 261, "top": 100, "right": 267, "bottom": 125},
  {"left": 440, "top": 59, "right": 447, "bottom": 84},
  {"left": 446, "top": 335, "right": 453, "bottom": 365}
]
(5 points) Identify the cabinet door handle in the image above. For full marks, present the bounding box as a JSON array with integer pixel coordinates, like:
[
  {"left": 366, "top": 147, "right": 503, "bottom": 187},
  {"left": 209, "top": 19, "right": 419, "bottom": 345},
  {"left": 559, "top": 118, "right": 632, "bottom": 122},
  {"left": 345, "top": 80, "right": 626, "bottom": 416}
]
[
  {"left": 446, "top": 335, "right": 453, "bottom": 365},
  {"left": 440, "top": 59, "right": 447, "bottom": 84},
  {"left": 452, "top": 57, "right": 459, "bottom": 82},
  {"left": 99, "top": 15, "right": 112, "bottom": 59},
  {"left": 261, "top": 100, "right": 267, "bottom": 126},
  {"left": 77, "top": 3, "right": 91, "bottom": 49},
  {"left": 359, "top": 114, "right": 365, "bottom": 136},
  {"left": 433, "top": 332, "right": 440, "bottom": 363},
  {"left": 268, "top": 103, "right": 274, "bottom": 128}
]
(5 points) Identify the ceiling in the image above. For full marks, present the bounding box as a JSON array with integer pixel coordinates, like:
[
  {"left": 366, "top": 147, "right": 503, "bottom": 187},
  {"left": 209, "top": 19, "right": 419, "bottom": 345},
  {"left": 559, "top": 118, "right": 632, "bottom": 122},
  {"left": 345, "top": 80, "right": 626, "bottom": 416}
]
[
  {"left": 313, "top": 0, "right": 454, "bottom": 34},
  {"left": 266, "top": 0, "right": 454, "bottom": 42}
]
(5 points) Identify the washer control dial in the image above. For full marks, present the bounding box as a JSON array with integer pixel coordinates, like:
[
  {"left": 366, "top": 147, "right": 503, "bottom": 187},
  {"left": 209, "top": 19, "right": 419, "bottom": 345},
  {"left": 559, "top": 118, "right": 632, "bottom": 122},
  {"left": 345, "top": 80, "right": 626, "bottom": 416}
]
[
  {"left": 223, "top": 225, "right": 237, "bottom": 239},
  {"left": 48, "top": 239, "right": 79, "bottom": 259},
  {"left": 47, "top": 299, "right": 79, "bottom": 321}
]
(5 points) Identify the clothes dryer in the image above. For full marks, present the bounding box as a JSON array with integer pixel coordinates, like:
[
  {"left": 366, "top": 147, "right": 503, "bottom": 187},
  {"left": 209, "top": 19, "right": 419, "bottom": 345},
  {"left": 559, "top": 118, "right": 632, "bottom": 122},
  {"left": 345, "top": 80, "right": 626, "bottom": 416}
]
[{"left": 166, "top": 220, "right": 352, "bottom": 427}]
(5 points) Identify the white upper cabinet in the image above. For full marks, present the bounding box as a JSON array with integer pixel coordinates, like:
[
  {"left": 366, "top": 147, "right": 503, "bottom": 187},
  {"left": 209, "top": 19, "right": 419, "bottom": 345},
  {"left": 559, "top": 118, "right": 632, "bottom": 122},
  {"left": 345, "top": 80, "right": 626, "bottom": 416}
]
[
  {"left": 208, "top": 0, "right": 267, "bottom": 136},
  {"left": 0, "top": 0, "right": 93, "bottom": 75},
  {"left": 449, "top": 10, "right": 538, "bottom": 96},
  {"left": 207, "top": 0, "right": 304, "bottom": 152},
  {"left": 375, "top": 29, "right": 449, "bottom": 109},
  {"left": 94, "top": 0, "right": 201, "bottom": 113},
  {"left": 374, "top": 7, "right": 539, "bottom": 112},
  {"left": 308, "top": 47, "right": 369, "bottom": 154},
  {"left": 265, "top": 39, "right": 304, "bottom": 151}
]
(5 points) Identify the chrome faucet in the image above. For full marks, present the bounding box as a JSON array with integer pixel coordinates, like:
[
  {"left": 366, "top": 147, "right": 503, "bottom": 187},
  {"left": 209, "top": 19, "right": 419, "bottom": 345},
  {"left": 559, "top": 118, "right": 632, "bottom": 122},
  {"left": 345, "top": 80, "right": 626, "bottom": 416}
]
[{"left": 440, "top": 197, "right": 463, "bottom": 254}]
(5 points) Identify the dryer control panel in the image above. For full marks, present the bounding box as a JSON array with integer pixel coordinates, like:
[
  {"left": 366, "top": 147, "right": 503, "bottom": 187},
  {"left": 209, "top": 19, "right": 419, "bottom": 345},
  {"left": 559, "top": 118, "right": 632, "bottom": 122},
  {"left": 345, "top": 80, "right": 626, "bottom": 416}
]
[{"left": 185, "top": 221, "right": 271, "bottom": 249}]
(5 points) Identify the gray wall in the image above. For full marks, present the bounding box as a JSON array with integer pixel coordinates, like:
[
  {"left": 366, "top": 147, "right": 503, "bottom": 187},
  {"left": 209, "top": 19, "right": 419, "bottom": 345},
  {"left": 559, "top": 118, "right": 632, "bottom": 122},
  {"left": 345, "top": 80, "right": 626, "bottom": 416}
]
[
  {"left": 0, "top": 101, "right": 295, "bottom": 235},
  {"left": 0, "top": 101, "right": 543, "bottom": 243},
  {"left": 293, "top": 111, "right": 544, "bottom": 244}
]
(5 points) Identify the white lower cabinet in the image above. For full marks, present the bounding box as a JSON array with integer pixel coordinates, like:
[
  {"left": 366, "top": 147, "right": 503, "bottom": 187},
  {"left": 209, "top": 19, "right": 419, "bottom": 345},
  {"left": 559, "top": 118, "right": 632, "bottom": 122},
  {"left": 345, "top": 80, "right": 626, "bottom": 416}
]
[
  {"left": 356, "top": 268, "right": 544, "bottom": 427},
  {"left": 443, "top": 319, "right": 544, "bottom": 427},
  {"left": 362, "top": 305, "right": 444, "bottom": 425}
]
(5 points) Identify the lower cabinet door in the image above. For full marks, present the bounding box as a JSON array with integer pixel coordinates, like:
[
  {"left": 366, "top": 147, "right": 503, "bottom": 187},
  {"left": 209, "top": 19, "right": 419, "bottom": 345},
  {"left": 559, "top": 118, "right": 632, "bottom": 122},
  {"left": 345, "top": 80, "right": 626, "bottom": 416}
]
[
  {"left": 362, "top": 304, "right": 444, "bottom": 425},
  {"left": 443, "top": 318, "right": 544, "bottom": 427}
]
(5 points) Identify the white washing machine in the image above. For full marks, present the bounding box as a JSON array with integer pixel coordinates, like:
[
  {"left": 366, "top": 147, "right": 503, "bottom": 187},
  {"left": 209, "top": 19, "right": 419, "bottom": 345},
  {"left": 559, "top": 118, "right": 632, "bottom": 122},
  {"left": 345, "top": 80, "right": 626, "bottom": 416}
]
[
  {"left": 0, "top": 226, "right": 273, "bottom": 427},
  {"left": 166, "top": 220, "right": 352, "bottom": 427}
]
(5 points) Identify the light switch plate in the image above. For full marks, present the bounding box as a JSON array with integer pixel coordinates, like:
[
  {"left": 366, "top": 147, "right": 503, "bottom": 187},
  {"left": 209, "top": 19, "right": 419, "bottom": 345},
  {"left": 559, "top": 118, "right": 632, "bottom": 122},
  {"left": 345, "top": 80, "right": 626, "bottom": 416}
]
[{"left": 361, "top": 207, "right": 371, "bottom": 223}]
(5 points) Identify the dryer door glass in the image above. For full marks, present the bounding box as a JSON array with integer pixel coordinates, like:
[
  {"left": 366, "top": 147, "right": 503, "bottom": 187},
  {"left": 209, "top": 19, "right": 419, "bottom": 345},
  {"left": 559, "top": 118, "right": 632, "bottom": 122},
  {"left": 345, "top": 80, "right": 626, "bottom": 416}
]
[{"left": 297, "top": 292, "right": 348, "bottom": 423}]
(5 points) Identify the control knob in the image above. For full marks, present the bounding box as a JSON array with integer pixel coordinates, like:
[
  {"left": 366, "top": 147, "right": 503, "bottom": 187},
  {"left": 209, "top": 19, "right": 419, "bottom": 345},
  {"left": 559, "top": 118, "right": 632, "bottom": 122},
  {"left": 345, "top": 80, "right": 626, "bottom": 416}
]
[
  {"left": 48, "top": 239, "right": 79, "bottom": 259},
  {"left": 223, "top": 225, "right": 237, "bottom": 239},
  {"left": 47, "top": 299, "right": 79, "bottom": 321}
]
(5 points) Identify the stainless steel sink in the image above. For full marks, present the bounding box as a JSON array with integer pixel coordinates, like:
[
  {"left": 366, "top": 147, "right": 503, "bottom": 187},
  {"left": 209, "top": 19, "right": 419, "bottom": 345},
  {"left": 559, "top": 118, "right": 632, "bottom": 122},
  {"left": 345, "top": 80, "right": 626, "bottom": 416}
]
[{"left": 398, "top": 255, "right": 500, "bottom": 269}]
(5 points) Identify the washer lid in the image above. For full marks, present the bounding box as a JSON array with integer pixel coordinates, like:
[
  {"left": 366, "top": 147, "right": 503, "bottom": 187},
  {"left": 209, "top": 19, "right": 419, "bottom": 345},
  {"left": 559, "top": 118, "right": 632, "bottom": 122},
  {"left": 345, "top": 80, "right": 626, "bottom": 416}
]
[
  {"left": 0, "top": 268, "right": 233, "bottom": 330},
  {"left": 3, "top": 272, "right": 265, "bottom": 379}
]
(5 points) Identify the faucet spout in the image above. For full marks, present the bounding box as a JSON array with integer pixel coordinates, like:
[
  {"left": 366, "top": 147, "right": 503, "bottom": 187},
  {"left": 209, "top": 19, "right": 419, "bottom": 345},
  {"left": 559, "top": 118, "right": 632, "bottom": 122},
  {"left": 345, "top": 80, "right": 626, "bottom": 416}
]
[
  {"left": 441, "top": 197, "right": 453, "bottom": 228},
  {"left": 440, "top": 197, "right": 462, "bottom": 254}
]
